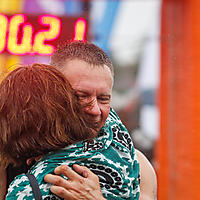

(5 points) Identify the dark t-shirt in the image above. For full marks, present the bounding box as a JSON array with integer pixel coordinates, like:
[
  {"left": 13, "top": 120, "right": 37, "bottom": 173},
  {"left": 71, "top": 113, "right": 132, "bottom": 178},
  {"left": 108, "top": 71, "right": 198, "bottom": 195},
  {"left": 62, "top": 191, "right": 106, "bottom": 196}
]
[{"left": 6, "top": 164, "right": 30, "bottom": 190}]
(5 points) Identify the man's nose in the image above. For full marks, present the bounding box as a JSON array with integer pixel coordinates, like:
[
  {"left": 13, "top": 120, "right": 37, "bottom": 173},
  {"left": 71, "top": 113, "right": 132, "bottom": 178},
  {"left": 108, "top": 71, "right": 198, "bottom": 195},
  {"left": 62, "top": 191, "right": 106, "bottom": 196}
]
[{"left": 85, "top": 99, "right": 101, "bottom": 116}]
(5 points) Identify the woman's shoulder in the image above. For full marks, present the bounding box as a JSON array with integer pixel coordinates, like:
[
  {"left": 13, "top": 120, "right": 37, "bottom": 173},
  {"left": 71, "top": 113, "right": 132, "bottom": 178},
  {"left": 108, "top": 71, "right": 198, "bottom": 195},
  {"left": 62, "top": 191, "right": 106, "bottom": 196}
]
[{"left": 6, "top": 173, "right": 33, "bottom": 199}]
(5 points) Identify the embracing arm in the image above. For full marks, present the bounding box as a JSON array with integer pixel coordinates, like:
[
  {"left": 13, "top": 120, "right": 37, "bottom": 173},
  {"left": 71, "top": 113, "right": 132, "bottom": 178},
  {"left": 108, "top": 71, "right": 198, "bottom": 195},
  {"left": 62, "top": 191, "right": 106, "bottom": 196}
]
[
  {"left": 0, "top": 165, "right": 6, "bottom": 200},
  {"left": 136, "top": 149, "right": 157, "bottom": 200}
]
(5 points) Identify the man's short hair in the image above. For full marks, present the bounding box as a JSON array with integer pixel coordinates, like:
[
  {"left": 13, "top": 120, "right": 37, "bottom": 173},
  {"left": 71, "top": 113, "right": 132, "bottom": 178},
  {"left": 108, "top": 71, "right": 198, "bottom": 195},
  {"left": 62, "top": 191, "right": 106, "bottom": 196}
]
[
  {"left": 50, "top": 40, "right": 114, "bottom": 76},
  {"left": 0, "top": 63, "right": 95, "bottom": 167}
]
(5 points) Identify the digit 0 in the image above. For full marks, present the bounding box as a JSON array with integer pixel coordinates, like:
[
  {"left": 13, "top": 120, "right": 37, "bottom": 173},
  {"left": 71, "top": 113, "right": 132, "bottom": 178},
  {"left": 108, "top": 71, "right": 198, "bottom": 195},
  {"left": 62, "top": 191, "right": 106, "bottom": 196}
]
[
  {"left": 0, "top": 14, "right": 8, "bottom": 53},
  {"left": 7, "top": 14, "right": 33, "bottom": 55}
]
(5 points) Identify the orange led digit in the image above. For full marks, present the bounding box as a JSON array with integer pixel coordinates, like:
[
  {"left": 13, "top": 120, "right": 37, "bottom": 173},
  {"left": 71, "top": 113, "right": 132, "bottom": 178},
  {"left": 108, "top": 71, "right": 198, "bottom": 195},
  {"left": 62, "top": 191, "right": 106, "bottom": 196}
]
[
  {"left": 33, "top": 15, "right": 61, "bottom": 55},
  {"left": 73, "top": 18, "right": 87, "bottom": 41},
  {"left": 0, "top": 14, "right": 8, "bottom": 53},
  {"left": 7, "top": 14, "right": 33, "bottom": 55}
]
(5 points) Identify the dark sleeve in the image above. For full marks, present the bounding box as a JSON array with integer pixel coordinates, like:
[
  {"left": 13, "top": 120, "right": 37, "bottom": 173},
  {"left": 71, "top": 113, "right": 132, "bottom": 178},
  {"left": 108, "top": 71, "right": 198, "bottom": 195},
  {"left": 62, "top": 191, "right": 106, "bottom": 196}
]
[{"left": 6, "top": 163, "right": 30, "bottom": 190}]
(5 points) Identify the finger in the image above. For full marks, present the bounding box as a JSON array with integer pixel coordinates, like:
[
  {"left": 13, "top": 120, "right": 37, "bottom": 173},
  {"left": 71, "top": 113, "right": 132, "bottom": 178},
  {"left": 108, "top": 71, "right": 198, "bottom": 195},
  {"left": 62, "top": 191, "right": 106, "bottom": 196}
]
[
  {"left": 49, "top": 186, "right": 76, "bottom": 200},
  {"left": 72, "top": 164, "right": 90, "bottom": 178},
  {"left": 73, "top": 164, "right": 99, "bottom": 182},
  {"left": 54, "top": 165, "right": 83, "bottom": 181},
  {"left": 44, "top": 174, "right": 70, "bottom": 187}
]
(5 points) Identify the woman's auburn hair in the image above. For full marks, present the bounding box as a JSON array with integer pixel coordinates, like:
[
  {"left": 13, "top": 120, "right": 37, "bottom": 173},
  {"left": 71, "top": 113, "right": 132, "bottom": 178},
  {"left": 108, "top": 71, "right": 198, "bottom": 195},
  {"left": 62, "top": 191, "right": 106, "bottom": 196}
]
[{"left": 0, "top": 63, "right": 95, "bottom": 167}]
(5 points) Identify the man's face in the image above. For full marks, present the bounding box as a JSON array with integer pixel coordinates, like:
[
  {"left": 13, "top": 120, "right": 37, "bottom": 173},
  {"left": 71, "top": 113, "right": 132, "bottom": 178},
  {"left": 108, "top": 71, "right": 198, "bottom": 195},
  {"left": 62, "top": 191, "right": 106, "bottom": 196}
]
[{"left": 62, "top": 59, "right": 113, "bottom": 130}]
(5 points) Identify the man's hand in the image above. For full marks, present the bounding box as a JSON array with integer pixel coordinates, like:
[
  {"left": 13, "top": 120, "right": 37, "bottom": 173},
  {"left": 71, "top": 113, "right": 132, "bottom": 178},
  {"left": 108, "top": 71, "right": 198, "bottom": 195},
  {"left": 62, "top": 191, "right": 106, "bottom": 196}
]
[{"left": 44, "top": 164, "right": 106, "bottom": 200}]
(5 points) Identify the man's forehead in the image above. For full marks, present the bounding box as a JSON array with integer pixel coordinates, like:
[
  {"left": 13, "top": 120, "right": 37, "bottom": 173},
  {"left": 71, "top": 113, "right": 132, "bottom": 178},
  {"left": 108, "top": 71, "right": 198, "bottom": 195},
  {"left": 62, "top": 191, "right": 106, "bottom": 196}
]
[
  {"left": 63, "top": 59, "right": 113, "bottom": 76},
  {"left": 73, "top": 87, "right": 112, "bottom": 96}
]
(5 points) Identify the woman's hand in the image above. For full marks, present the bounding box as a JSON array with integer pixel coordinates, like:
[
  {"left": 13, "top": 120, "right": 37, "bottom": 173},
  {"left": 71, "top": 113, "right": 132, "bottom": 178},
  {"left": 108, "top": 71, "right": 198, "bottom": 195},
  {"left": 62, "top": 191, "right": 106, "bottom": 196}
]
[{"left": 44, "top": 164, "right": 106, "bottom": 200}]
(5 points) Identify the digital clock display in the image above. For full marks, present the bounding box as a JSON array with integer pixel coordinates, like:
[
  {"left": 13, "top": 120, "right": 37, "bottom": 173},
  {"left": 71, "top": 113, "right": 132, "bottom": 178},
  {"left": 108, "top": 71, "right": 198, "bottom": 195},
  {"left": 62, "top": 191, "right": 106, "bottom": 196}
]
[{"left": 0, "top": 14, "right": 88, "bottom": 56}]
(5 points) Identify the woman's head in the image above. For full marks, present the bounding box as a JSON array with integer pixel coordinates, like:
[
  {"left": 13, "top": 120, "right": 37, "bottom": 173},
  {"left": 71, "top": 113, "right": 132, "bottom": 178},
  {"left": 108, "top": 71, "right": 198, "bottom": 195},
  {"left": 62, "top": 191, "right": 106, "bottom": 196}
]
[{"left": 0, "top": 63, "right": 96, "bottom": 167}]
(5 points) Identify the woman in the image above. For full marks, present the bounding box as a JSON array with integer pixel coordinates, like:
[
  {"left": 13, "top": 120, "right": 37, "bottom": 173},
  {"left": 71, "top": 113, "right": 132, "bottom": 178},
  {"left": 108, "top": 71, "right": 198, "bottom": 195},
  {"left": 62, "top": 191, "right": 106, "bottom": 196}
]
[{"left": 0, "top": 63, "right": 140, "bottom": 199}]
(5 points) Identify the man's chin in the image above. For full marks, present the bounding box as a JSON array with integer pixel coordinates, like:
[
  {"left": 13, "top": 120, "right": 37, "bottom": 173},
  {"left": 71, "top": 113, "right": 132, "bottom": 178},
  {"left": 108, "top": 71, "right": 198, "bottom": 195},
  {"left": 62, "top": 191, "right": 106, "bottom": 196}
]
[
  {"left": 91, "top": 128, "right": 99, "bottom": 137},
  {"left": 84, "top": 121, "right": 104, "bottom": 140},
  {"left": 86, "top": 120, "right": 102, "bottom": 131}
]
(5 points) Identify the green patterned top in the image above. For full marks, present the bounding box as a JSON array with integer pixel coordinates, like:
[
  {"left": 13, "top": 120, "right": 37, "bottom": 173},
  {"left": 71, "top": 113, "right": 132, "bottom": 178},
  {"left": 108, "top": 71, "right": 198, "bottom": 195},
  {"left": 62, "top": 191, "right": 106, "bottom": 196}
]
[{"left": 6, "top": 108, "right": 140, "bottom": 200}]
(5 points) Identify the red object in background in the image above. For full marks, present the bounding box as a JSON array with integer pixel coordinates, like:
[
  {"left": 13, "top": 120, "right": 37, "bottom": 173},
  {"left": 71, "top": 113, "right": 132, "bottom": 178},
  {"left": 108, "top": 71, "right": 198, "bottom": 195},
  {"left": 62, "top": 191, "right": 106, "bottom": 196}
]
[
  {"left": 155, "top": 0, "right": 200, "bottom": 199},
  {"left": 0, "top": 14, "right": 89, "bottom": 55}
]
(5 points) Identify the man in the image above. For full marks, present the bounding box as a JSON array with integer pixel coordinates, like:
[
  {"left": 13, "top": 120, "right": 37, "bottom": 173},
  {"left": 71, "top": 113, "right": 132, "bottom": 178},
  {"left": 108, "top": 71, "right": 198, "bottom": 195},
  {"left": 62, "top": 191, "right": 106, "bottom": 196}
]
[
  {"left": 45, "top": 40, "right": 157, "bottom": 199},
  {"left": 1, "top": 40, "right": 157, "bottom": 199}
]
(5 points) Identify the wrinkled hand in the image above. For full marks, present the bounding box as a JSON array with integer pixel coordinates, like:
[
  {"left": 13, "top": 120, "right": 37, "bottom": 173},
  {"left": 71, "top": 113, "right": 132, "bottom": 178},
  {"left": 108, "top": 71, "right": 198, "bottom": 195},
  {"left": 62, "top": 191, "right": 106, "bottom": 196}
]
[{"left": 44, "top": 164, "right": 106, "bottom": 200}]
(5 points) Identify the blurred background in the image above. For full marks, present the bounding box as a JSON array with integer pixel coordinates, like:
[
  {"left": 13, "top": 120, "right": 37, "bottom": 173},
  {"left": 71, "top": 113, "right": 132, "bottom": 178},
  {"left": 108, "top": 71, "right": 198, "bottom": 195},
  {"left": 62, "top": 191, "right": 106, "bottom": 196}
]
[{"left": 1, "top": 0, "right": 200, "bottom": 199}]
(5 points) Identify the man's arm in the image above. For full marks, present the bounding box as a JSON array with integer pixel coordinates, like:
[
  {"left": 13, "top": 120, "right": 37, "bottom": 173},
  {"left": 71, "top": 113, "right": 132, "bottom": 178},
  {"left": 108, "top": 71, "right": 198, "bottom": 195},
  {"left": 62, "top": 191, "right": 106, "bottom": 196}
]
[
  {"left": 0, "top": 166, "right": 6, "bottom": 200},
  {"left": 136, "top": 149, "right": 157, "bottom": 200}
]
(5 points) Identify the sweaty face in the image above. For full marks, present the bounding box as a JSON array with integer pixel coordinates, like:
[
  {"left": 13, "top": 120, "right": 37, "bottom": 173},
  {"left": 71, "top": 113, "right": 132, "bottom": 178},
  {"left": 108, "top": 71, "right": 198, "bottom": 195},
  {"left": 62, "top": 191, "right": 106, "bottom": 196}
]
[{"left": 62, "top": 59, "right": 113, "bottom": 130}]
